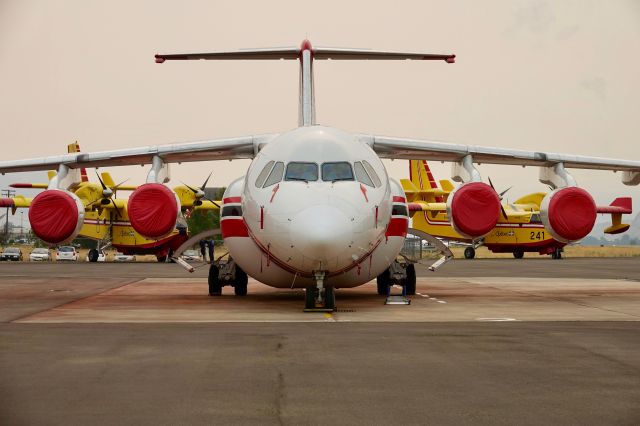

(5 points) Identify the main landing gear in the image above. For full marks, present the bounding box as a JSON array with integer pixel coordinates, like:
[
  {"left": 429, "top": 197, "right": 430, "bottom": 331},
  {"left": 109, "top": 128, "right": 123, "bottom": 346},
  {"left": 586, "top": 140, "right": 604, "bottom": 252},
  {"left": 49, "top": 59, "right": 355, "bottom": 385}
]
[
  {"left": 304, "top": 271, "right": 335, "bottom": 312},
  {"left": 376, "top": 260, "right": 416, "bottom": 296},
  {"left": 208, "top": 257, "right": 248, "bottom": 296},
  {"left": 464, "top": 247, "right": 476, "bottom": 259},
  {"left": 550, "top": 248, "right": 563, "bottom": 260}
]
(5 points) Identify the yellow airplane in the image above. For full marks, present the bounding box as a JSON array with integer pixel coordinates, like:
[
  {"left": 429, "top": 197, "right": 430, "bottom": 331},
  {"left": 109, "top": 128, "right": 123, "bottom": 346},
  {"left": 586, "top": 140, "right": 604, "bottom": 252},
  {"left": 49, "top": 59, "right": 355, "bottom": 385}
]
[
  {"left": 1, "top": 143, "right": 219, "bottom": 261},
  {"left": 403, "top": 160, "right": 633, "bottom": 259}
]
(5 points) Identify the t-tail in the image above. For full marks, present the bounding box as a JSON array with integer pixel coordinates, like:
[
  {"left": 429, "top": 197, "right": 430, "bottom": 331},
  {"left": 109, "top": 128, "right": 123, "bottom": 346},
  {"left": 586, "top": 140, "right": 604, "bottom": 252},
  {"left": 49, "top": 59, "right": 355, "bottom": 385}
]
[{"left": 155, "top": 40, "right": 455, "bottom": 127}]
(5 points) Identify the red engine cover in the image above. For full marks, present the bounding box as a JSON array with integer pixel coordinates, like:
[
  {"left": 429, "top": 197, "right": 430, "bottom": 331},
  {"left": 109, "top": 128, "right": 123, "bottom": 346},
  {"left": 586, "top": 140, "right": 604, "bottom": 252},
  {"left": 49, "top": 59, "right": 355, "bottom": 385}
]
[
  {"left": 447, "top": 182, "right": 501, "bottom": 239},
  {"left": 29, "top": 190, "right": 84, "bottom": 244},
  {"left": 127, "top": 183, "right": 179, "bottom": 239},
  {"left": 541, "top": 187, "right": 596, "bottom": 243}
]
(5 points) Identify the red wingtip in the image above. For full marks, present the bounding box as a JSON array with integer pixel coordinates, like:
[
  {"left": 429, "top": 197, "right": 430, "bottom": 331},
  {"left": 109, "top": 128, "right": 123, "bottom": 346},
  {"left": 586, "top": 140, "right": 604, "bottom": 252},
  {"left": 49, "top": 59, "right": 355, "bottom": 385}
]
[
  {"left": 445, "top": 55, "right": 456, "bottom": 63},
  {"left": 0, "top": 198, "right": 15, "bottom": 208},
  {"left": 9, "top": 183, "right": 33, "bottom": 188},
  {"left": 155, "top": 55, "right": 165, "bottom": 64}
]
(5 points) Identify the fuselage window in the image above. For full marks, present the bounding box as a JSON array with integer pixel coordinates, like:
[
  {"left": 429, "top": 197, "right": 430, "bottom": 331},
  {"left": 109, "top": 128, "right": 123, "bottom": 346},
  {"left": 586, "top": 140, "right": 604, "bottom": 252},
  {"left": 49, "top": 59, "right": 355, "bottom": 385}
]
[
  {"left": 322, "top": 162, "right": 354, "bottom": 182},
  {"left": 392, "top": 205, "right": 408, "bottom": 216},
  {"left": 285, "top": 162, "right": 318, "bottom": 182},
  {"left": 255, "top": 161, "right": 274, "bottom": 188},
  {"left": 362, "top": 161, "right": 382, "bottom": 187},
  {"left": 263, "top": 161, "right": 284, "bottom": 187},
  {"left": 221, "top": 205, "right": 243, "bottom": 217},
  {"left": 354, "top": 161, "right": 374, "bottom": 187}
]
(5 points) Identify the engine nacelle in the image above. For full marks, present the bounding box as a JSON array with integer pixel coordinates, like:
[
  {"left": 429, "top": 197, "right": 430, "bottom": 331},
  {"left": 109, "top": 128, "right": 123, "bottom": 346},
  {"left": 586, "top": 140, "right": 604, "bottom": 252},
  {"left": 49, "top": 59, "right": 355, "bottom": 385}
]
[
  {"left": 29, "top": 189, "right": 84, "bottom": 245},
  {"left": 540, "top": 187, "right": 596, "bottom": 243},
  {"left": 446, "top": 182, "right": 501, "bottom": 239},
  {"left": 127, "top": 183, "right": 181, "bottom": 239}
]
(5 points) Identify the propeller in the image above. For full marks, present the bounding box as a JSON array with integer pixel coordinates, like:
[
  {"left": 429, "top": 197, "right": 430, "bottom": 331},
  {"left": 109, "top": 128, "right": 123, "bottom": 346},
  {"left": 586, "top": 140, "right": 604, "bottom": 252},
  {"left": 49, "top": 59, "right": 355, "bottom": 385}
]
[
  {"left": 91, "top": 170, "right": 124, "bottom": 218},
  {"left": 183, "top": 172, "right": 220, "bottom": 208},
  {"left": 488, "top": 177, "right": 510, "bottom": 220}
]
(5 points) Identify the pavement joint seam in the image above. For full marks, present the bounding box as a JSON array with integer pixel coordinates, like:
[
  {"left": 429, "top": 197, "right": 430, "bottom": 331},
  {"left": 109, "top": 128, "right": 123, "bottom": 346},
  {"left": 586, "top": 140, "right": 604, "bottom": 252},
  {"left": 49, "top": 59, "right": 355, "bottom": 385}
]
[{"left": 9, "top": 278, "right": 144, "bottom": 324}]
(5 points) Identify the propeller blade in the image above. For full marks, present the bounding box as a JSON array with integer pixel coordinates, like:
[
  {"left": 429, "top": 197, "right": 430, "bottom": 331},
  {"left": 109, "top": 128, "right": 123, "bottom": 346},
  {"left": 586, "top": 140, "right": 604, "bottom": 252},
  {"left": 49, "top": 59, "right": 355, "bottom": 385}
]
[
  {"left": 204, "top": 197, "right": 221, "bottom": 209},
  {"left": 499, "top": 186, "right": 512, "bottom": 198},
  {"left": 182, "top": 182, "right": 200, "bottom": 195},
  {"left": 85, "top": 197, "right": 102, "bottom": 208},
  {"left": 112, "top": 178, "right": 130, "bottom": 190},
  {"left": 200, "top": 172, "right": 213, "bottom": 191},
  {"left": 111, "top": 199, "right": 122, "bottom": 218},
  {"left": 95, "top": 170, "right": 107, "bottom": 190},
  {"left": 500, "top": 204, "right": 508, "bottom": 220},
  {"left": 487, "top": 176, "right": 496, "bottom": 191}
]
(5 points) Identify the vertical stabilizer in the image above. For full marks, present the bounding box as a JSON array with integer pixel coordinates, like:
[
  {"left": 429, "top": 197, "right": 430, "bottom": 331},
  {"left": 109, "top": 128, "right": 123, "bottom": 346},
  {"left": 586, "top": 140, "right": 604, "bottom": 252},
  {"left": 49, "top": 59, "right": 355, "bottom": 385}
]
[
  {"left": 67, "top": 141, "right": 88, "bottom": 182},
  {"left": 409, "top": 160, "right": 443, "bottom": 202}
]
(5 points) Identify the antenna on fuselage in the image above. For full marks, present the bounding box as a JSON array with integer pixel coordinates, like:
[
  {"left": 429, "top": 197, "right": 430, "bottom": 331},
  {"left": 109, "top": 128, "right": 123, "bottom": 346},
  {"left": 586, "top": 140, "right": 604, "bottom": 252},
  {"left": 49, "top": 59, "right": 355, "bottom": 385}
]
[{"left": 155, "top": 40, "right": 455, "bottom": 128}]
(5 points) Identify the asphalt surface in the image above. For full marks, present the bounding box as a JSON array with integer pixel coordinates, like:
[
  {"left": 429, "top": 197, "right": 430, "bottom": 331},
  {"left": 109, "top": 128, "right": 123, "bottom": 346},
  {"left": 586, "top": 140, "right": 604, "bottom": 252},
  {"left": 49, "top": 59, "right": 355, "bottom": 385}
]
[{"left": 1, "top": 259, "right": 639, "bottom": 425}]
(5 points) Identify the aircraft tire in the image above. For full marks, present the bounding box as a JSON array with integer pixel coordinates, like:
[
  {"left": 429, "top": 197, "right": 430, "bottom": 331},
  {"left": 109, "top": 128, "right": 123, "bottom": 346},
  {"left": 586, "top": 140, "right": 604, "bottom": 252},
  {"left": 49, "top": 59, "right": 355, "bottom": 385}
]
[
  {"left": 234, "top": 266, "right": 248, "bottom": 296},
  {"left": 376, "top": 269, "right": 391, "bottom": 295},
  {"left": 208, "top": 264, "right": 222, "bottom": 296},
  {"left": 404, "top": 264, "right": 416, "bottom": 295},
  {"left": 324, "top": 287, "right": 336, "bottom": 310},
  {"left": 552, "top": 248, "right": 562, "bottom": 260},
  {"left": 513, "top": 249, "right": 524, "bottom": 259},
  {"left": 304, "top": 286, "right": 316, "bottom": 309},
  {"left": 464, "top": 247, "right": 476, "bottom": 259},
  {"left": 156, "top": 255, "right": 167, "bottom": 263},
  {"left": 88, "top": 249, "right": 99, "bottom": 263}
]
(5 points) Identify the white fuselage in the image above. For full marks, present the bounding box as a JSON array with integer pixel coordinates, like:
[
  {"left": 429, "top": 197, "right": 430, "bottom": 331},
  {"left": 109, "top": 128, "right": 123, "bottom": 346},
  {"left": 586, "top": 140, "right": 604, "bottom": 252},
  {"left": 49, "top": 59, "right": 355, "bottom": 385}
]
[{"left": 221, "top": 126, "right": 409, "bottom": 289}]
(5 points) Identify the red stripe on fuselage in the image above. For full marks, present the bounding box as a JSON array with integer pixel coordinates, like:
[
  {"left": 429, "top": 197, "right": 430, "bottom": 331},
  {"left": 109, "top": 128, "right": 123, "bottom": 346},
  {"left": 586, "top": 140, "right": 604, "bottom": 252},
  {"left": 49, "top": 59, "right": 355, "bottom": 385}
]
[
  {"left": 223, "top": 197, "right": 242, "bottom": 204},
  {"left": 221, "top": 218, "right": 249, "bottom": 238},
  {"left": 385, "top": 217, "right": 409, "bottom": 237}
]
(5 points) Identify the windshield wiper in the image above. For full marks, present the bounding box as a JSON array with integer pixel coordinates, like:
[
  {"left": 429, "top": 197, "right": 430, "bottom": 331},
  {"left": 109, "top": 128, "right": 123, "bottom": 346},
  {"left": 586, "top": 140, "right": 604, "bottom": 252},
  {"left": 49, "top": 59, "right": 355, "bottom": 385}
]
[
  {"left": 287, "top": 177, "right": 309, "bottom": 183},
  {"left": 331, "top": 178, "right": 353, "bottom": 183}
]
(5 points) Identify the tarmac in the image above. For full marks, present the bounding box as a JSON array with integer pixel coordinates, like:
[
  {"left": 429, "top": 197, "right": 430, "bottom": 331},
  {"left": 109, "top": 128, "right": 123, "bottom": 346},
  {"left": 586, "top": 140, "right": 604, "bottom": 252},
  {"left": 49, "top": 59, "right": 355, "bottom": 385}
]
[{"left": 1, "top": 258, "right": 639, "bottom": 424}]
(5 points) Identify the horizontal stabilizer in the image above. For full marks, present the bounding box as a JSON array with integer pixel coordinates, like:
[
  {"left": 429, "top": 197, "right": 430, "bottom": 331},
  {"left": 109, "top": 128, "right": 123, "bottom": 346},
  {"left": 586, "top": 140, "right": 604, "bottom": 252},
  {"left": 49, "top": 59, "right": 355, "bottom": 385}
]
[
  {"left": 597, "top": 197, "right": 632, "bottom": 214},
  {"left": 155, "top": 41, "right": 455, "bottom": 63}
]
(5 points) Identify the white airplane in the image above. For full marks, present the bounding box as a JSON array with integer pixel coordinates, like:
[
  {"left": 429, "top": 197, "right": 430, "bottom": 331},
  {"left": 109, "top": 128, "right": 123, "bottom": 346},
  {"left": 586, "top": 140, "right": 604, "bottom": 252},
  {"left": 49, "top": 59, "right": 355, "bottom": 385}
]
[{"left": 1, "top": 40, "right": 639, "bottom": 311}]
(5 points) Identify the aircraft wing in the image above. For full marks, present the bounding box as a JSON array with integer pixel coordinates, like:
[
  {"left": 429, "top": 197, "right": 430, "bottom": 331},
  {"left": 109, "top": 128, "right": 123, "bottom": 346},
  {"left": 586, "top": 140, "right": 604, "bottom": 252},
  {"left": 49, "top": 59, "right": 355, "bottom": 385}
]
[
  {"left": 407, "top": 202, "right": 447, "bottom": 212},
  {"left": 0, "top": 134, "right": 277, "bottom": 174},
  {"left": 0, "top": 195, "right": 33, "bottom": 212},
  {"left": 360, "top": 134, "right": 640, "bottom": 183}
]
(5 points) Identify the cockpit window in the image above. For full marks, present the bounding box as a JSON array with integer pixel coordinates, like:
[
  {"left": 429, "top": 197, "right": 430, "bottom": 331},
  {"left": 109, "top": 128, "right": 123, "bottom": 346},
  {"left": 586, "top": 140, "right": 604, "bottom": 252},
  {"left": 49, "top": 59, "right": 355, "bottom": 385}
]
[
  {"left": 354, "top": 161, "right": 374, "bottom": 187},
  {"left": 362, "top": 161, "right": 382, "bottom": 187},
  {"left": 285, "top": 162, "right": 318, "bottom": 182},
  {"left": 321, "top": 162, "right": 354, "bottom": 182},
  {"left": 263, "top": 162, "right": 284, "bottom": 187},
  {"left": 255, "top": 161, "right": 274, "bottom": 188}
]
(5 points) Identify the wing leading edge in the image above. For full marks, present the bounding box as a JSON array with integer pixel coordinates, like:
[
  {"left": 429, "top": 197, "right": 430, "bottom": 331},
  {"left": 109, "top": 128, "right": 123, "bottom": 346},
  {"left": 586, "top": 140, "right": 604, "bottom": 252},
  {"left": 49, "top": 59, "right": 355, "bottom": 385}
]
[
  {"left": 361, "top": 134, "right": 640, "bottom": 185},
  {"left": 0, "top": 134, "right": 276, "bottom": 174}
]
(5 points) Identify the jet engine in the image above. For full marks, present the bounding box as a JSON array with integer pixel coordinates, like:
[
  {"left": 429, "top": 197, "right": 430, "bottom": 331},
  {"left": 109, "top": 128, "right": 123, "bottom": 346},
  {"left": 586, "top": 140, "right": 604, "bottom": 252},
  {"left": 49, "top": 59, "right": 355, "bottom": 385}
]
[
  {"left": 446, "top": 182, "right": 501, "bottom": 239},
  {"left": 540, "top": 187, "right": 596, "bottom": 243},
  {"left": 127, "top": 183, "right": 181, "bottom": 239},
  {"left": 28, "top": 189, "right": 85, "bottom": 245}
]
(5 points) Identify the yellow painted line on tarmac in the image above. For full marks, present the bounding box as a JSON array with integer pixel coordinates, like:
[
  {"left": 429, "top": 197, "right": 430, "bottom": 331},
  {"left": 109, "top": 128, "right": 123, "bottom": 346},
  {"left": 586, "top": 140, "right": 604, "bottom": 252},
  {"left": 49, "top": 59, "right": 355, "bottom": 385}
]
[{"left": 324, "top": 312, "right": 335, "bottom": 322}]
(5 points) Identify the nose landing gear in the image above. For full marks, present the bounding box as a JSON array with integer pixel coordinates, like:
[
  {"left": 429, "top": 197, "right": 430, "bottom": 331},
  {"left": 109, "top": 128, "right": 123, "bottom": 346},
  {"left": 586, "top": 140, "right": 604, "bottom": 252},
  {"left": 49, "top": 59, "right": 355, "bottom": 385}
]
[
  {"left": 304, "top": 271, "right": 335, "bottom": 312},
  {"left": 208, "top": 257, "right": 248, "bottom": 296}
]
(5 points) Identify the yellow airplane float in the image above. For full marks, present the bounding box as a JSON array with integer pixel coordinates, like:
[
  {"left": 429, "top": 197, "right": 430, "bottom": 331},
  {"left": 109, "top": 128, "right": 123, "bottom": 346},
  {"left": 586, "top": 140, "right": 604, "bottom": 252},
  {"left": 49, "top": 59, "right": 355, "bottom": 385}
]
[
  {"left": 0, "top": 143, "right": 220, "bottom": 261},
  {"left": 403, "top": 160, "right": 633, "bottom": 260}
]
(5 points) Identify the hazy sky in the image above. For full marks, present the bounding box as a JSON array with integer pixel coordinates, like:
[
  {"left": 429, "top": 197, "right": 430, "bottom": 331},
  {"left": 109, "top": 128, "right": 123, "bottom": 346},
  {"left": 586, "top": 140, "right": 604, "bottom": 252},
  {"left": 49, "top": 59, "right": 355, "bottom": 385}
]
[{"left": 1, "top": 0, "right": 639, "bottom": 227}]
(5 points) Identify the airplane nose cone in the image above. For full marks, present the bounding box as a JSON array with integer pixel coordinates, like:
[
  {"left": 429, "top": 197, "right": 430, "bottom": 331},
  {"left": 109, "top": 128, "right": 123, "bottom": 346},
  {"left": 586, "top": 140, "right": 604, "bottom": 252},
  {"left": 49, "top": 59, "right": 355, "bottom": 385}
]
[{"left": 291, "top": 205, "right": 352, "bottom": 262}]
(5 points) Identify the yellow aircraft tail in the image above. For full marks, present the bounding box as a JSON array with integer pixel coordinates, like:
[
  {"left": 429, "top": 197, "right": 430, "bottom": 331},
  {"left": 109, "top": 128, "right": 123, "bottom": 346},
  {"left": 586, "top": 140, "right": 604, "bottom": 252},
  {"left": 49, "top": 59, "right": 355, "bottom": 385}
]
[
  {"left": 67, "top": 141, "right": 88, "bottom": 182},
  {"left": 408, "top": 160, "right": 446, "bottom": 202}
]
